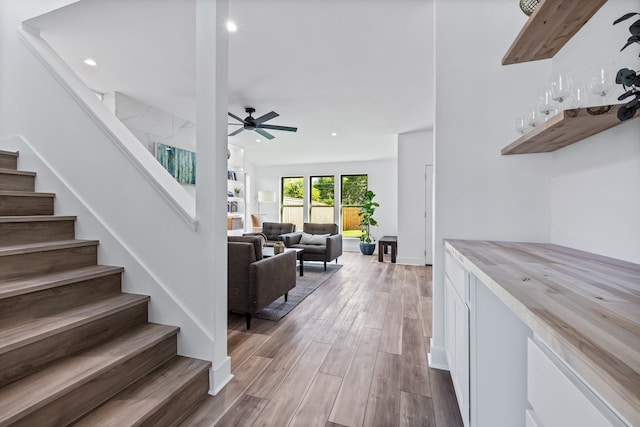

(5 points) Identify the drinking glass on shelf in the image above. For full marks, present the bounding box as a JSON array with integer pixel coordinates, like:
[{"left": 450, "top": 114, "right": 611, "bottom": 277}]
[
  {"left": 537, "top": 89, "right": 557, "bottom": 119},
  {"left": 550, "top": 72, "right": 574, "bottom": 104},
  {"left": 515, "top": 116, "right": 528, "bottom": 134},
  {"left": 589, "top": 64, "right": 616, "bottom": 103},
  {"left": 570, "top": 84, "right": 591, "bottom": 109},
  {"left": 526, "top": 109, "right": 540, "bottom": 129}
]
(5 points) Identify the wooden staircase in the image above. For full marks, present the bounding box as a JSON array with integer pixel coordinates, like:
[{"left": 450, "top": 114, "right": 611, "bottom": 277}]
[{"left": 0, "top": 150, "right": 211, "bottom": 426}]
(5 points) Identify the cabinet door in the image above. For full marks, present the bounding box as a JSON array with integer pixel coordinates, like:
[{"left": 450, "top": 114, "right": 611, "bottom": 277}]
[
  {"left": 453, "top": 288, "right": 470, "bottom": 427},
  {"left": 444, "top": 276, "right": 456, "bottom": 372},
  {"left": 444, "top": 274, "right": 470, "bottom": 427}
]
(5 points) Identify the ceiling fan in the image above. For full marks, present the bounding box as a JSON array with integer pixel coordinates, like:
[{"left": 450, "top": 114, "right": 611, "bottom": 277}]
[{"left": 228, "top": 107, "right": 298, "bottom": 140}]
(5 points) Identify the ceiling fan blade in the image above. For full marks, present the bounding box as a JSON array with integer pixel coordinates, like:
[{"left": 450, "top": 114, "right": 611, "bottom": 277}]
[
  {"left": 254, "top": 111, "right": 279, "bottom": 124},
  {"left": 255, "top": 128, "right": 275, "bottom": 140},
  {"left": 228, "top": 123, "right": 243, "bottom": 125},
  {"left": 259, "top": 124, "right": 298, "bottom": 132},
  {"left": 228, "top": 127, "right": 246, "bottom": 137},
  {"left": 228, "top": 112, "right": 245, "bottom": 123}
]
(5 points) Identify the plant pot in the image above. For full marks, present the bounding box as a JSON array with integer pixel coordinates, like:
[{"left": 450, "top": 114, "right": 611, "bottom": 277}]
[{"left": 359, "top": 242, "right": 376, "bottom": 255}]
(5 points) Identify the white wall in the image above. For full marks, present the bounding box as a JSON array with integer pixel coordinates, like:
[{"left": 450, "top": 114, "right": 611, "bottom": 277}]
[
  {"left": 398, "top": 130, "right": 433, "bottom": 265},
  {"left": 431, "top": 0, "right": 553, "bottom": 367},
  {"left": 253, "top": 158, "right": 398, "bottom": 253},
  {"left": 549, "top": 0, "right": 640, "bottom": 263},
  {"left": 0, "top": 0, "right": 232, "bottom": 392}
]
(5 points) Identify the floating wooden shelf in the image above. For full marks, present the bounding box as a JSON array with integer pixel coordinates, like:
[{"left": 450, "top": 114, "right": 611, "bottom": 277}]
[
  {"left": 502, "top": 0, "right": 608, "bottom": 65},
  {"left": 502, "top": 104, "right": 637, "bottom": 155}
]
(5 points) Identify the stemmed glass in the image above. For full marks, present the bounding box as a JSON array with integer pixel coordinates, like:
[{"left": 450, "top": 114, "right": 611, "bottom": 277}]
[
  {"left": 515, "top": 116, "right": 528, "bottom": 134},
  {"left": 589, "top": 64, "right": 616, "bottom": 103},
  {"left": 550, "top": 72, "right": 574, "bottom": 105},
  {"left": 537, "top": 89, "right": 557, "bottom": 120}
]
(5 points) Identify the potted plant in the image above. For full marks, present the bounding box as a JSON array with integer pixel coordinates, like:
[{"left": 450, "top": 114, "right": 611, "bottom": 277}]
[{"left": 358, "top": 190, "right": 379, "bottom": 255}]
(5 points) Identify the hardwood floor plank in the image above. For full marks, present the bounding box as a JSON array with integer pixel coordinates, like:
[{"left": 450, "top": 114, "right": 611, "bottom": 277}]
[
  {"left": 214, "top": 395, "right": 268, "bottom": 427},
  {"left": 364, "top": 291, "right": 390, "bottom": 330},
  {"left": 247, "top": 318, "right": 324, "bottom": 399},
  {"left": 401, "top": 317, "right": 431, "bottom": 397},
  {"left": 319, "top": 311, "right": 366, "bottom": 377},
  {"left": 328, "top": 327, "right": 382, "bottom": 427},
  {"left": 420, "top": 297, "right": 433, "bottom": 338},
  {"left": 180, "top": 355, "right": 272, "bottom": 426},
  {"left": 288, "top": 373, "right": 342, "bottom": 427},
  {"left": 430, "top": 367, "right": 464, "bottom": 427},
  {"left": 252, "top": 341, "right": 331, "bottom": 427},
  {"left": 227, "top": 330, "right": 270, "bottom": 372},
  {"left": 362, "top": 352, "right": 402, "bottom": 427},
  {"left": 400, "top": 391, "right": 435, "bottom": 427},
  {"left": 379, "top": 294, "right": 403, "bottom": 355}
]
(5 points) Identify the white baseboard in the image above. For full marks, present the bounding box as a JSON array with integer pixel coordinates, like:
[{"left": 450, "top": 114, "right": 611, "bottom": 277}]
[
  {"left": 428, "top": 338, "right": 449, "bottom": 370},
  {"left": 209, "top": 356, "right": 232, "bottom": 395}
]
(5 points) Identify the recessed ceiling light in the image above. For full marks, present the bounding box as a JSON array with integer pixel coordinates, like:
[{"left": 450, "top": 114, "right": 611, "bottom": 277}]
[
  {"left": 256, "top": 139, "right": 261, "bottom": 142},
  {"left": 331, "top": 132, "right": 337, "bottom": 136},
  {"left": 83, "top": 58, "right": 97, "bottom": 67},
  {"left": 226, "top": 21, "right": 237, "bottom": 32}
]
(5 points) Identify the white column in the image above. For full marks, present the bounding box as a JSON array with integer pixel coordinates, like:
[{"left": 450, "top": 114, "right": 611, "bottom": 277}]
[{"left": 196, "top": 0, "right": 232, "bottom": 393}]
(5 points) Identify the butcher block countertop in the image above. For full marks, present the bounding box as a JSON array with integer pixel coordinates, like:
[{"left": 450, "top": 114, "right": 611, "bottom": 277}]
[{"left": 444, "top": 240, "right": 640, "bottom": 426}]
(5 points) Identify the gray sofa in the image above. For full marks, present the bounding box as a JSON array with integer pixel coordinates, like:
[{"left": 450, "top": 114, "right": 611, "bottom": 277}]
[
  {"left": 283, "top": 223, "right": 343, "bottom": 270},
  {"left": 244, "top": 222, "right": 297, "bottom": 247},
  {"left": 228, "top": 236, "right": 297, "bottom": 329}
]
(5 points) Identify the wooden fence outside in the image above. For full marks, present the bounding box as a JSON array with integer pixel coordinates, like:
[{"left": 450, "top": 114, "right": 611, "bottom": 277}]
[
  {"left": 281, "top": 205, "right": 362, "bottom": 232},
  {"left": 341, "top": 206, "right": 362, "bottom": 231}
]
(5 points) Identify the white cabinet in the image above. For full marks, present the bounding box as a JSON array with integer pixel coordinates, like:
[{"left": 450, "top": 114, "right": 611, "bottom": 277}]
[
  {"left": 527, "top": 338, "right": 627, "bottom": 427},
  {"left": 443, "top": 251, "right": 470, "bottom": 427},
  {"left": 443, "top": 241, "right": 632, "bottom": 427}
]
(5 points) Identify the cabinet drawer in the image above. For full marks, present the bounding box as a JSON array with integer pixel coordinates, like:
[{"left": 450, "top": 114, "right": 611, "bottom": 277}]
[
  {"left": 527, "top": 338, "right": 626, "bottom": 427},
  {"left": 444, "top": 250, "right": 468, "bottom": 302}
]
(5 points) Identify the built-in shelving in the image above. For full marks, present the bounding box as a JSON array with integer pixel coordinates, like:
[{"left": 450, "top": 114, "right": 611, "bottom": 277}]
[
  {"left": 502, "top": 104, "right": 637, "bottom": 155},
  {"left": 502, "top": 0, "right": 608, "bottom": 65}
]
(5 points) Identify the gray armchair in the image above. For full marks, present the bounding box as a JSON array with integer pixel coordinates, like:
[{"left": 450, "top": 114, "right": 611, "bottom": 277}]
[
  {"left": 282, "top": 223, "right": 343, "bottom": 270},
  {"left": 228, "top": 236, "right": 297, "bottom": 329},
  {"left": 244, "top": 222, "right": 297, "bottom": 247}
]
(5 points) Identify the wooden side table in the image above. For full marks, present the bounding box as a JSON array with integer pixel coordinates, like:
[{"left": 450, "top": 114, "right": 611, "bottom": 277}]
[{"left": 378, "top": 236, "right": 397, "bottom": 263}]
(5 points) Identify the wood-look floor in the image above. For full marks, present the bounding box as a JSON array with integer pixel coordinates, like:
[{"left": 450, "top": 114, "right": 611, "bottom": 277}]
[{"left": 184, "top": 252, "right": 463, "bottom": 427}]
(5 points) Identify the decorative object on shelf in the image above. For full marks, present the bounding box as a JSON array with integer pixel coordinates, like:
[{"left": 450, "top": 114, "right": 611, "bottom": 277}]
[
  {"left": 234, "top": 187, "right": 241, "bottom": 197},
  {"left": 519, "top": 0, "right": 540, "bottom": 16},
  {"left": 273, "top": 241, "right": 285, "bottom": 255},
  {"left": 613, "top": 12, "right": 640, "bottom": 121},
  {"left": 358, "top": 190, "right": 379, "bottom": 255}
]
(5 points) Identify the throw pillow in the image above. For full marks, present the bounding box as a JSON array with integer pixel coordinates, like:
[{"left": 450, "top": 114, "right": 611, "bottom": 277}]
[{"left": 300, "top": 232, "right": 329, "bottom": 245}]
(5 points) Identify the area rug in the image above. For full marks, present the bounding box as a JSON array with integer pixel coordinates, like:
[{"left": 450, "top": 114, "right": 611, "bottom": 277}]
[{"left": 254, "top": 263, "right": 342, "bottom": 322}]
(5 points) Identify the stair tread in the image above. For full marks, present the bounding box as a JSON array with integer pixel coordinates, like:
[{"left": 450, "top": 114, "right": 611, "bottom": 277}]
[
  {"left": 0, "top": 168, "right": 36, "bottom": 177},
  {"left": 0, "top": 293, "right": 150, "bottom": 355},
  {"left": 0, "top": 239, "right": 99, "bottom": 256},
  {"left": 0, "top": 265, "right": 123, "bottom": 300},
  {"left": 0, "top": 215, "right": 76, "bottom": 223},
  {"left": 0, "top": 323, "right": 178, "bottom": 425},
  {"left": 0, "top": 150, "right": 18, "bottom": 157},
  {"left": 73, "top": 356, "right": 211, "bottom": 426},
  {"left": 0, "top": 190, "right": 54, "bottom": 197}
]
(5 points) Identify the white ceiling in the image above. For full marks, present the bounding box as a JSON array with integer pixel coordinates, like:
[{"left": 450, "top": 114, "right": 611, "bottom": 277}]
[{"left": 25, "top": 0, "right": 433, "bottom": 166}]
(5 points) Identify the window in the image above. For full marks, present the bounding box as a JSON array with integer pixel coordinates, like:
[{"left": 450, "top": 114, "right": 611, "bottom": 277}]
[
  {"left": 340, "top": 174, "right": 368, "bottom": 238},
  {"left": 281, "top": 176, "right": 304, "bottom": 230},
  {"left": 309, "top": 176, "right": 335, "bottom": 224}
]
